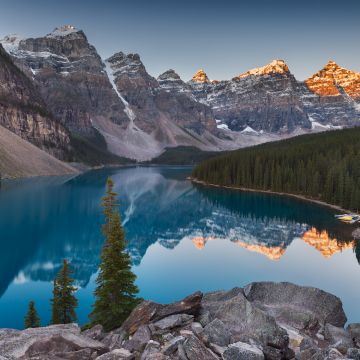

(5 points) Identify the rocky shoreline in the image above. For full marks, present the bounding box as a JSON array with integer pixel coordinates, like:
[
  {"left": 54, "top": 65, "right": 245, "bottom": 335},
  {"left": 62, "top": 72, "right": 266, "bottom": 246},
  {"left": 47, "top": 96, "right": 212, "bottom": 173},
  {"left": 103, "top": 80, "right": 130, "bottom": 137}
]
[{"left": 1, "top": 282, "right": 359, "bottom": 359}]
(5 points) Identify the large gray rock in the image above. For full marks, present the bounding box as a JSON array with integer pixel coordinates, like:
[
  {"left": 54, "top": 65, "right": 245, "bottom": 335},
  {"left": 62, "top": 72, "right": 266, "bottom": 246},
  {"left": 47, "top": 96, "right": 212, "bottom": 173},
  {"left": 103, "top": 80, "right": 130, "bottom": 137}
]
[
  {"left": 82, "top": 324, "right": 105, "bottom": 341},
  {"left": 203, "top": 319, "right": 230, "bottom": 346},
  {"left": 162, "top": 336, "right": 185, "bottom": 355},
  {"left": 102, "top": 330, "right": 127, "bottom": 351},
  {"left": 123, "top": 325, "right": 151, "bottom": 352},
  {"left": 0, "top": 324, "right": 108, "bottom": 359},
  {"left": 222, "top": 341, "right": 264, "bottom": 360},
  {"left": 141, "top": 340, "right": 161, "bottom": 360},
  {"left": 153, "top": 314, "right": 194, "bottom": 331},
  {"left": 96, "top": 348, "right": 135, "bottom": 359},
  {"left": 183, "top": 334, "right": 218, "bottom": 360},
  {"left": 201, "top": 287, "right": 289, "bottom": 350},
  {"left": 244, "top": 282, "right": 347, "bottom": 331},
  {"left": 121, "top": 292, "right": 202, "bottom": 335}
]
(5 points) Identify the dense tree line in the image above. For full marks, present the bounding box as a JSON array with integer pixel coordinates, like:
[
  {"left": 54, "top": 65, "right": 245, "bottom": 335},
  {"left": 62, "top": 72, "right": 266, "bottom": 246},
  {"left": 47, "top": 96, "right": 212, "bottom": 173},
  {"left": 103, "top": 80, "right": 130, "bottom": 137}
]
[{"left": 192, "top": 127, "right": 360, "bottom": 212}]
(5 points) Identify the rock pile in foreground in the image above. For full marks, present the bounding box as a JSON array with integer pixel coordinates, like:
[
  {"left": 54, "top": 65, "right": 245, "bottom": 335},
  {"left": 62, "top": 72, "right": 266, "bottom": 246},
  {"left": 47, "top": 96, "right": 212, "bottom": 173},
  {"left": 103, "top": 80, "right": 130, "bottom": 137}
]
[{"left": 1, "top": 282, "right": 359, "bottom": 360}]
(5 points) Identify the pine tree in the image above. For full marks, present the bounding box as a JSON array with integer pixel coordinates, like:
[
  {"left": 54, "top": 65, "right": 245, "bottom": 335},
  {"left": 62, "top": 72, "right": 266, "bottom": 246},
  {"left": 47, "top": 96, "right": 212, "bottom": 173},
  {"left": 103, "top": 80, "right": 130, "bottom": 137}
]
[
  {"left": 90, "top": 177, "right": 139, "bottom": 331},
  {"left": 51, "top": 259, "right": 78, "bottom": 324},
  {"left": 24, "top": 301, "right": 40, "bottom": 328}
]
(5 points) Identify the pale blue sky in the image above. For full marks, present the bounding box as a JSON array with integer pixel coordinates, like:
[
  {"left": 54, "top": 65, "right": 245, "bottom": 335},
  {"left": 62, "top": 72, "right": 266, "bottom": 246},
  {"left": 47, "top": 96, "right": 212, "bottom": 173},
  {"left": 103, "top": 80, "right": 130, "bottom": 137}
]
[{"left": 0, "top": 0, "right": 359, "bottom": 81}]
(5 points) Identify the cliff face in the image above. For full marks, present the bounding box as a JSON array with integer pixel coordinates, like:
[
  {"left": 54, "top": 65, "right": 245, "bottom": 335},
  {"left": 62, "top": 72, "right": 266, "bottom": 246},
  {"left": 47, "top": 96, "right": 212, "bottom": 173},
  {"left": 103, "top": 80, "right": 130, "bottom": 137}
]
[
  {"left": 1, "top": 28, "right": 220, "bottom": 161},
  {"left": 1, "top": 27, "right": 359, "bottom": 163},
  {"left": 1, "top": 27, "right": 129, "bottom": 141},
  {"left": 106, "top": 53, "right": 216, "bottom": 135},
  {"left": 0, "top": 44, "right": 71, "bottom": 159},
  {"left": 187, "top": 60, "right": 311, "bottom": 133}
]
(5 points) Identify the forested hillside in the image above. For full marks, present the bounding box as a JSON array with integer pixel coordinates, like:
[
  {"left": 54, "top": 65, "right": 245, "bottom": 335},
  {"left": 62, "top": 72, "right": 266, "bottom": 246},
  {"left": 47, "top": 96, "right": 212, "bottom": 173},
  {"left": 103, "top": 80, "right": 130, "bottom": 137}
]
[{"left": 192, "top": 128, "right": 360, "bottom": 211}]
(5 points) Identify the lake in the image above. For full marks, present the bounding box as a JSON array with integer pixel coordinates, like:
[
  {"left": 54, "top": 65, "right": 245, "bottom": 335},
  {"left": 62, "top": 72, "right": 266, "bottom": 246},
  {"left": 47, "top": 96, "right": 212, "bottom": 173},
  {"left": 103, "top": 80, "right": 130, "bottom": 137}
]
[{"left": 0, "top": 166, "right": 359, "bottom": 329}]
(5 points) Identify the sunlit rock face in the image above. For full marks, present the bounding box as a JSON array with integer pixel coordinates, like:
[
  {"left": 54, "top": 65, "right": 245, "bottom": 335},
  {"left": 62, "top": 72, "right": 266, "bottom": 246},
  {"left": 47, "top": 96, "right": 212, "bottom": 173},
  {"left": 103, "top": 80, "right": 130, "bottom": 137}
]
[
  {"left": 305, "top": 61, "right": 360, "bottom": 99},
  {"left": 301, "top": 61, "right": 360, "bottom": 128},
  {"left": 302, "top": 228, "right": 355, "bottom": 258},
  {"left": 234, "top": 59, "right": 290, "bottom": 79},
  {"left": 191, "top": 69, "right": 210, "bottom": 83},
  {"left": 186, "top": 60, "right": 360, "bottom": 133}
]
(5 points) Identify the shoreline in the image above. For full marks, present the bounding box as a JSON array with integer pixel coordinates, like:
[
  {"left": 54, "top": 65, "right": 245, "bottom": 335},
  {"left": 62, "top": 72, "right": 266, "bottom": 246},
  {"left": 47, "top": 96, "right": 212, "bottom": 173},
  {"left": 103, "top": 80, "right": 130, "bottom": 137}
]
[{"left": 189, "top": 177, "right": 359, "bottom": 216}]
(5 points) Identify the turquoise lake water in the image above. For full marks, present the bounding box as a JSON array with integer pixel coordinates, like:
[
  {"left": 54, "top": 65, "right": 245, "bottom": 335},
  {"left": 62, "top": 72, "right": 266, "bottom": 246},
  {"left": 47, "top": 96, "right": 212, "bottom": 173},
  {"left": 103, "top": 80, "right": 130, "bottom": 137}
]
[{"left": 0, "top": 166, "right": 359, "bottom": 329}]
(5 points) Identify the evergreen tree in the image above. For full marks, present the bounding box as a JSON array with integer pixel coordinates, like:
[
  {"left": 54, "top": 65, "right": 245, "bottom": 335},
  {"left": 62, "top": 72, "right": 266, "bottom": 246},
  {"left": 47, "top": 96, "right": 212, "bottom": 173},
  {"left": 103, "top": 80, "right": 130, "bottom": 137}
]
[
  {"left": 51, "top": 259, "right": 78, "bottom": 324},
  {"left": 24, "top": 301, "right": 40, "bottom": 328},
  {"left": 90, "top": 178, "right": 139, "bottom": 331}
]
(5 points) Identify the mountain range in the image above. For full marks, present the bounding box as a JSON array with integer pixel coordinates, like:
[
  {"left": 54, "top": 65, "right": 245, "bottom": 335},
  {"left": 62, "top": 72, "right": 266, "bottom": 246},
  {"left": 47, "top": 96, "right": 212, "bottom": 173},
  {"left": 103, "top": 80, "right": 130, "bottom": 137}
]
[{"left": 0, "top": 25, "right": 359, "bottom": 177}]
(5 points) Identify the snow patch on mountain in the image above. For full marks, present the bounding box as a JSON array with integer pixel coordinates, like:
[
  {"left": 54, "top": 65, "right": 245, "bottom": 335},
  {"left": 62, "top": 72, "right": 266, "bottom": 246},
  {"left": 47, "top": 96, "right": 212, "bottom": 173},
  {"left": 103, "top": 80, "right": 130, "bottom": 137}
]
[
  {"left": 215, "top": 119, "right": 229, "bottom": 130},
  {"left": 104, "top": 60, "right": 136, "bottom": 124},
  {"left": 241, "top": 126, "right": 259, "bottom": 135}
]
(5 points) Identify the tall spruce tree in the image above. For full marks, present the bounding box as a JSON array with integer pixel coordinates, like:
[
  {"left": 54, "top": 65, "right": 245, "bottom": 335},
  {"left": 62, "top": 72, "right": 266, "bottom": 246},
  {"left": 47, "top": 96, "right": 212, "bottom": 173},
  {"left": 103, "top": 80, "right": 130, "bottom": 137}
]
[
  {"left": 24, "top": 301, "right": 40, "bottom": 328},
  {"left": 90, "top": 177, "right": 139, "bottom": 331},
  {"left": 51, "top": 259, "right": 78, "bottom": 324}
]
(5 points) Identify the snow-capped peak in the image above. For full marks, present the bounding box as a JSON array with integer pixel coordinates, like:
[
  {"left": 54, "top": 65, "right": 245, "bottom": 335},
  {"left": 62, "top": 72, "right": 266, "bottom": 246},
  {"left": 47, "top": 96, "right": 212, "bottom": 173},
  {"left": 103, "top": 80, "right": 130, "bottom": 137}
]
[
  {"left": 47, "top": 25, "right": 80, "bottom": 38},
  {"left": 0, "top": 34, "right": 23, "bottom": 53},
  {"left": 235, "top": 59, "right": 290, "bottom": 79}
]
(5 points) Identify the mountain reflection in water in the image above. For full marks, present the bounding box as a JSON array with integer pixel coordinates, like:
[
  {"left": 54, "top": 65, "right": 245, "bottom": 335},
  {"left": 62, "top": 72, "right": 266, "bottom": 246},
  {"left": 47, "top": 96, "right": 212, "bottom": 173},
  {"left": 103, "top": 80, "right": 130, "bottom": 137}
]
[{"left": 0, "top": 166, "right": 359, "bottom": 328}]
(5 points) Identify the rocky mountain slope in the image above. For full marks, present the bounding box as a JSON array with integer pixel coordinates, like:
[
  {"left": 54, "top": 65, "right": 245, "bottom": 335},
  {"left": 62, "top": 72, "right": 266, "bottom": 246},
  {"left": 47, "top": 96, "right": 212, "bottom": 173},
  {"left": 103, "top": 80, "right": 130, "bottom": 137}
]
[
  {"left": 179, "top": 60, "right": 360, "bottom": 133},
  {"left": 2, "top": 27, "right": 235, "bottom": 161},
  {"left": 1, "top": 282, "right": 359, "bottom": 359},
  {"left": 1, "top": 26, "right": 359, "bottom": 164},
  {"left": 1, "top": 27, "right": 129, "bottom": 140},
  {"left": 0, "top": 43, "right": 71, "bottom": 160},
  {"left": 0, "top": 124, "right": 77, "bottom": 179}
]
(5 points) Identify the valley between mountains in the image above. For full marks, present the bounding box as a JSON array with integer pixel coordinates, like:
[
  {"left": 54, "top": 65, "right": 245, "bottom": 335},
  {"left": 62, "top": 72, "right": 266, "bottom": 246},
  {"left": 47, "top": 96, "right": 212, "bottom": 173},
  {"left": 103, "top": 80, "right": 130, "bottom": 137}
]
[{"left": 0, "top": 25, "right": 359, "bottom": 178}]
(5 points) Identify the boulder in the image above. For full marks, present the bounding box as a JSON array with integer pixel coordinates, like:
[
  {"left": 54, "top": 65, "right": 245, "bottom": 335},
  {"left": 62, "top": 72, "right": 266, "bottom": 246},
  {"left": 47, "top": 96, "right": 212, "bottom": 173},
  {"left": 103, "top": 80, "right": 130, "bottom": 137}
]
[
  {"left": 96, "top": 348, "right": 135, "bottom": 359},
  {"left": 0, "top": 324, "right": 108, "bottom": 359},
  {"left": 203, "top": 319, "right": 230, "bottom": 346},
  {"left": 183, "top": 334, "right": 218, "bottom": 360},
  {"left": 262, "top": 345, "right": 295, "bottom": 360},
  {"left": 55, "top": 348, "right": 95, "bottom": 359},
  {"left": 121, "top": 292, "right": 202, "bottom": 335},
  {"left": 244, "top": 282, "right": 347, "bottom": 331},
  {"left": 123, "top": 325, "right": 151, "bottom": 352},
  {"left": 102, "top": 330, "right": 126, "bottom": 350},
  {"left": 201, "top": 287, "right": 289, "bottom": 350},
  {"left": 222, "top": 341, "right": 264, "bottom": 360},
  {"left": 82, "top": 325, "right": 105, "bottom": 341},
  {"left": 141, "top": 340, "right": 161, "bottom": 360},
  {"left": 162, "top": 336, "right": 185, "bottom": 355},
  {"left": 191, "top": 322, "right": 203, "bottom": 336},
  {"left": 153, "top": 314, "right": 194, "bottom": 331}
]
